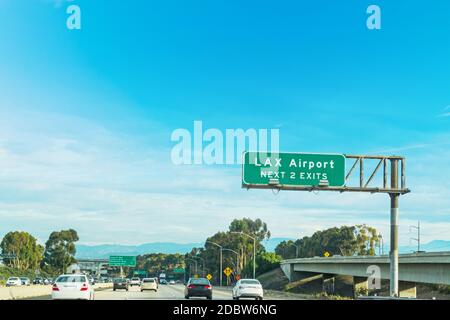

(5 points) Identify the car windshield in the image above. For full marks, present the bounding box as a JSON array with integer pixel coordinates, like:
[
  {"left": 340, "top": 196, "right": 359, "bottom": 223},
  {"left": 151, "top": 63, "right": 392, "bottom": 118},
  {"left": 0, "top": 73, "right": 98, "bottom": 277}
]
[
  {"left": 241, "top": 280, "right": 260, "bottom": 285},
  {"left": 131, "top": 278, "right": 140, "bottom": 281},
  {"left": 143, "top": 278, "right": 155, "bottom": 283},
  {"left": 9, "top": 277, "right": 19, "bottom": 281},
  {"left": 114, "top": 278, "right": 126, "bottom": 283},
  {"left": 56, "top": 275, "right": 87, "bottom": 283},
  {"left": 189, "top": 278, "right": 210, "bottom": 285}
]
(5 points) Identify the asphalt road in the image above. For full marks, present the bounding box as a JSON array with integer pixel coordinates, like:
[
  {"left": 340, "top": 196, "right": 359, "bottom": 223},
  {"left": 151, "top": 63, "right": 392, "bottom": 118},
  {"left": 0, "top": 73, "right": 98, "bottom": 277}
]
[
  {"left": 27, "top": 284, "right": 304, "bottom": 300},
  {"left": 29, "top": 284, "right": 235, "bottom": 300}
]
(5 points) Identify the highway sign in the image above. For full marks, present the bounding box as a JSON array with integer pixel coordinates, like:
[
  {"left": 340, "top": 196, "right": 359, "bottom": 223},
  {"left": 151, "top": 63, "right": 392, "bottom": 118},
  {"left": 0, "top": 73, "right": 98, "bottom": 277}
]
[
  {"left": 242, "top": 152, "right": 345, "bottom": 187},
  {"left": 173, "top": 268, "right": 185, "bottom": 274},
  {"left": 133, "top": 270, "right": 147, "bottom": 276},
  {"left": 206, "top": 274, "right": 213, "bottom": 281},
  {"left": 108, "top": 255, "right": 136, "bottom": 267},
  {"left": 223, "top": 267, "right": 233, "bottom": 277}
]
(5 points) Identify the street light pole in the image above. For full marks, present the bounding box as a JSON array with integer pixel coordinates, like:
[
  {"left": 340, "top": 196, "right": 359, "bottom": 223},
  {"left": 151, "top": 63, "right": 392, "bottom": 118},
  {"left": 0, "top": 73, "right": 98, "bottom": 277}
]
[
  {"left": 230, "top": 232, "right": 257, "bottom": 279},
  {"left": 222, "top": 248, "right": 240, "bottom": 274},
  {"left": 186, "top": 258, "right": 198, "bottom": 276},
  {"left": 287, "top": 243, "right": 299, "bottom": 258},
  {"left": 206, "top": 241, "right": 223, "bottom": 286}
]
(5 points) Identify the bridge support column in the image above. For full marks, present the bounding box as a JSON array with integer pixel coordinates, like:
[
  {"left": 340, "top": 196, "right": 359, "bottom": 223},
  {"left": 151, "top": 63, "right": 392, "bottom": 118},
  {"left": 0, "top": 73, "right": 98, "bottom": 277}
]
[
  {"left": 322, "top": 274, "right": 335, "bottom": 295},
  {"left": 399, "top": 281, "right": 417, "bottom": 298},
  {"left": 353, "top": 276, "right": 369, "bottom": 297}
]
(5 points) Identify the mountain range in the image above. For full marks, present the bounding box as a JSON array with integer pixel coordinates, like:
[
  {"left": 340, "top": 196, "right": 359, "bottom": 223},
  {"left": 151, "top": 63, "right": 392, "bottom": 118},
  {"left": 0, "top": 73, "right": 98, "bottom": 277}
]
[
  {"left": 75, "top": 239, "right": 450, "bottom": 259},
  {"left": 75, "top": 238, "right": 292, "bottom": 259}
]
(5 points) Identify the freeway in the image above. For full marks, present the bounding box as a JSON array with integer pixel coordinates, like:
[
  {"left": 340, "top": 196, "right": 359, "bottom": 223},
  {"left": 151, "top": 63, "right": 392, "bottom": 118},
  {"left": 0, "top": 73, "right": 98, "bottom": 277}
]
[
  {"left": 29, "top": 284, "right": 233, "bottom": 300},
  {"left": 28, "top": 284, "right": 303, "bottom": 300}
]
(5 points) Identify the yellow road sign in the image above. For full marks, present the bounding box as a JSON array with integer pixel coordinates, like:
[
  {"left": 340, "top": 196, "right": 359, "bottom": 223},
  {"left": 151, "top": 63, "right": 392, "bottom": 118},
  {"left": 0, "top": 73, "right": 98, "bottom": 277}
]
[
  {"left": 194, "top": 274, "right": 199, "bottom": 278},
  {"left": 324, "top": 251, "right": 330, "bottom": 257},
  {"left": 223, "top": 267, "right": 233, "bottom": 277},
  {"left": 206, "top": 274, "right": 213, "bottom": 281}
]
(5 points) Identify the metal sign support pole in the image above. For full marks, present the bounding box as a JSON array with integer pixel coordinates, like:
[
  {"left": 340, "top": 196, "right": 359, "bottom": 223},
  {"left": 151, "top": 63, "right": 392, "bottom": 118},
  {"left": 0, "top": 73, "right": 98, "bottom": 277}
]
[{"left": 390, "top": 159, "right": 399, "bottom": 297}]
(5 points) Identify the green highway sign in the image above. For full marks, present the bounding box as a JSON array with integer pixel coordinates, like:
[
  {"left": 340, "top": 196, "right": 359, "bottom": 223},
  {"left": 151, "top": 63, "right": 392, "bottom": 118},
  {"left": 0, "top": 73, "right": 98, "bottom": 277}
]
[
  {"left": 242, "top": 152, "right": 346, "bottom": 187},
  {"left": 173, "top": 268, "right": 185, "bottom": 274},
  {"left": 133, "top": 270, "right": 147, "bottom": 276},
  {"left": 109, "top": 255, "right": 136, "bottom": 267}
]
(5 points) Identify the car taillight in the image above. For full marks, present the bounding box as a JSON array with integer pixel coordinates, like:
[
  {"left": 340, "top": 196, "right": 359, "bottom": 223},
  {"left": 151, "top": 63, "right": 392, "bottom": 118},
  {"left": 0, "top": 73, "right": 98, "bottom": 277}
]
[
  {"left": 187, "top": 285, "right": 195, "bottom": 289},
  {"left": 205, "top": 285, "right": 212, "bottom": 290},
  {"left": 52, "top": 284, "right": 59, "bottom": 291},
  {"left": 80, "top": 283, "right": 89, "bottom": 291}
]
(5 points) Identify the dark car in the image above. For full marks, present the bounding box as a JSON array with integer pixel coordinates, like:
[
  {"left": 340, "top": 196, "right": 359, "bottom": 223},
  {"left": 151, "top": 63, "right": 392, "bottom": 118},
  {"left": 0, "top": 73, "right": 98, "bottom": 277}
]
[
  {"left": 113, "top": 278, "right": 129, "bottom": 291},
  {"left": 184, "top": 278, "right": 212, "bottom": 300},
  {"left": 33, "top": 277, "right": 44, "bottom": 285}
]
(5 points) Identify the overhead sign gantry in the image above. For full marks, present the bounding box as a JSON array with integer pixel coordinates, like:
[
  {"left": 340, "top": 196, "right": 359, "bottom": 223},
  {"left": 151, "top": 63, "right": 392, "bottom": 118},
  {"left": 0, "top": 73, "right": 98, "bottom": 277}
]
[{"left": 242, "top": 151, "right": 410, "bottom": 297}]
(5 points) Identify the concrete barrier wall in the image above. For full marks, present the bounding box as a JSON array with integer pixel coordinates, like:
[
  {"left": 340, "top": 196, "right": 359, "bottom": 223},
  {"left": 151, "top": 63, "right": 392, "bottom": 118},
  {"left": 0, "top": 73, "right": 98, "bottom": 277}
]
[{"left": 0, "top": 283, "right": 112, "bottom": 300}]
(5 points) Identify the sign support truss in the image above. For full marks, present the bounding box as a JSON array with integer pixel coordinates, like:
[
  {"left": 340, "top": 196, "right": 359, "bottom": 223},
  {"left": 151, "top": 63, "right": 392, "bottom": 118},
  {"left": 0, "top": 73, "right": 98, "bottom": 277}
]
[{"left": 243, "top": 153, "right": 410, "bottom": 298}]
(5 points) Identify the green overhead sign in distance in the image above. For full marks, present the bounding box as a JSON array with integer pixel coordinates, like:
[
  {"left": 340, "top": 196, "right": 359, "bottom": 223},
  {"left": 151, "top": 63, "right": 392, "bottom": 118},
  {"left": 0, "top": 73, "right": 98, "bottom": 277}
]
[{"left": 108, "top": 255, "right": 137, "bottom": 267}]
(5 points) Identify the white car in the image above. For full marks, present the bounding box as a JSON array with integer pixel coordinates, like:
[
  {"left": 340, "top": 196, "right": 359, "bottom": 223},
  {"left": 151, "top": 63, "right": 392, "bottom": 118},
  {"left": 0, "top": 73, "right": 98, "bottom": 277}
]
[
  {"left": 130, "top": 277, "right": 141, "bottom": 287},
  {"left": 51, "top": 274, "right": 94, "bottom": 300},
  {"left": 6, "top": 277, "right": 22, "bottom": 287},
  {"left": 20, "top": 277, "right": 31, "bottom": 286},
  {"left": 169, "top": 280, "right": 176, "bottom": 285},
  {"left": 141, "top": 278, "right": 158, "bottom": 292},
  {"left": 232, "top": 279, "right": 264, "bottom": 300}
]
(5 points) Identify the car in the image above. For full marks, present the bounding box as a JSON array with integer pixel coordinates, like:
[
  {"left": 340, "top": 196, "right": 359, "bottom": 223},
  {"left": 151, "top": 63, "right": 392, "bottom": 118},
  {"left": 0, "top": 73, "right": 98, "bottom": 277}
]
[
  {"left": 113, "top": 278, "right": 129, "bottom": 291},
  {"left": 184, "top": 278, "right": 212, "bottom": 300},
  {"left": 130, "top": 277, "right": 141, "bottom": 287},
  {"left": 33, "top": 277, "right": 44, "bottom": 285},
  {"left": 51, "top": 274, "right": 94, "bottom": 300},
  {"left": 159, "top": 279, "right": 167, "bottom": 285},
  {"left": 6, "top": 277, "right": 22, "bottom": 287},
  {"left": 141, "top": 278, "right": 158, "bottom": 292},
  {"left": 20, "top": 277, "right": 31, "bottom": 286},
  {"left": 232, "top": 279, "right": 264, "bottom": 300},
  {"left": 169, "top": 280, "right": 176, "bottom": 285},
  {"left": 88, "top": 277, "right": 96, "bottom": 285}
]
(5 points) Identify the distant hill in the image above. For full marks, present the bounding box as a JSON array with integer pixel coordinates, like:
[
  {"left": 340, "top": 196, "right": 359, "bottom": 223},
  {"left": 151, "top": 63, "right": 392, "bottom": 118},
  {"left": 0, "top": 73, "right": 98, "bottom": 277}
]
[
  {"left": 398, "top": 240, "right": 450, "bottom": 254},
  {"left": 75, "top": 239, "right": 450, "bottom": 259},
  {"left": 75, "top": 242, "right": 202, "bottom": 259},
  {"left": 75, "top": 238, "right": 293, "bottom": 259}
]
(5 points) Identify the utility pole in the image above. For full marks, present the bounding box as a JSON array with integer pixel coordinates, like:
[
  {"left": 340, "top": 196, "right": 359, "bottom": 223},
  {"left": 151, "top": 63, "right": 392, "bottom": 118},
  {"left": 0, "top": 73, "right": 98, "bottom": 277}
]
[
  {"left": 410, "top": 221, "right": 421, "bottom": 253},
  {"left": 389, "top": 159, "right": 399, "bottom": 297}
]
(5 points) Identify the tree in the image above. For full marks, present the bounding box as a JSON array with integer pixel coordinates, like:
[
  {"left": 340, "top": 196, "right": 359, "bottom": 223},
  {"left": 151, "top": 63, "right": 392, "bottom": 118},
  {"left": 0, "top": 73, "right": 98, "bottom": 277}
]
[
  {"left": 42, "top": 229, "right": 79, "bottom": 273},
  {"left": 275, "top": 240, "right": 298, "bottom": 259},
  {"left": 256, "top": 252, "right": 281, "bottom": 276},
  {"left": 354, "top": 224, "right": 381, "bottom": 256},
  {"left": 279, "top": 225, "right": 381, "bottom": 259},
  {"left": 228, "top": 218, "right": 271, "bottom": 277},
  {"left": 0, "top": 231, "right": 44, "bottom": 271}
]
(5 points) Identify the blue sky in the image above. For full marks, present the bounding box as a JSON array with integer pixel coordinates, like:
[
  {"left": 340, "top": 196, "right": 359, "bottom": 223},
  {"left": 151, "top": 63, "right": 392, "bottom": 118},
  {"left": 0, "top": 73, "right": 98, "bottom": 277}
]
[{"left": 0, "top": 0, "right": 449, "bottom": 246}]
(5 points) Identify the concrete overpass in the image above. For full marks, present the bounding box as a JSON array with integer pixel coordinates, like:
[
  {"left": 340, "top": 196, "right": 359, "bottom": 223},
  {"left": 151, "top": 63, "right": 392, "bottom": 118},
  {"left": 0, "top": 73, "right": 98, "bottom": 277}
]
[
  {"left": 68, "top": 259, "right": 110, "bottom": 276},
  {"left": 280, "top": 251, "right": 450, "bottom": 298}
]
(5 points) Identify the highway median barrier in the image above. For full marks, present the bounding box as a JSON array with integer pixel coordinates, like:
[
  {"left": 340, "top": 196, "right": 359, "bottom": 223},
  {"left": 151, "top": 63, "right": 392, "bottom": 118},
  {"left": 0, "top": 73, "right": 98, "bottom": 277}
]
[{"left": 0, "top": 283, "right": 113, "bottom": 300}]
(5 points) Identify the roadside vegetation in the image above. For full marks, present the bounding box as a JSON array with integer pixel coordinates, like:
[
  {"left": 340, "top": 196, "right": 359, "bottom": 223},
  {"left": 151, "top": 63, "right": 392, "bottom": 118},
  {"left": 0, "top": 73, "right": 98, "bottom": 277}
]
[{"left": 0, "top": 229, "right": 79, "bottom": 284}]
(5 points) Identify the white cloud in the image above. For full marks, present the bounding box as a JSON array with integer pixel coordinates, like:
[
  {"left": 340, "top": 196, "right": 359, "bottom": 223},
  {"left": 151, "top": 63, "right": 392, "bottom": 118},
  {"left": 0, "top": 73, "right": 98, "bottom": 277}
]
[{"left": 1, "top": 110, "right": 450, "bottom": 246}]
